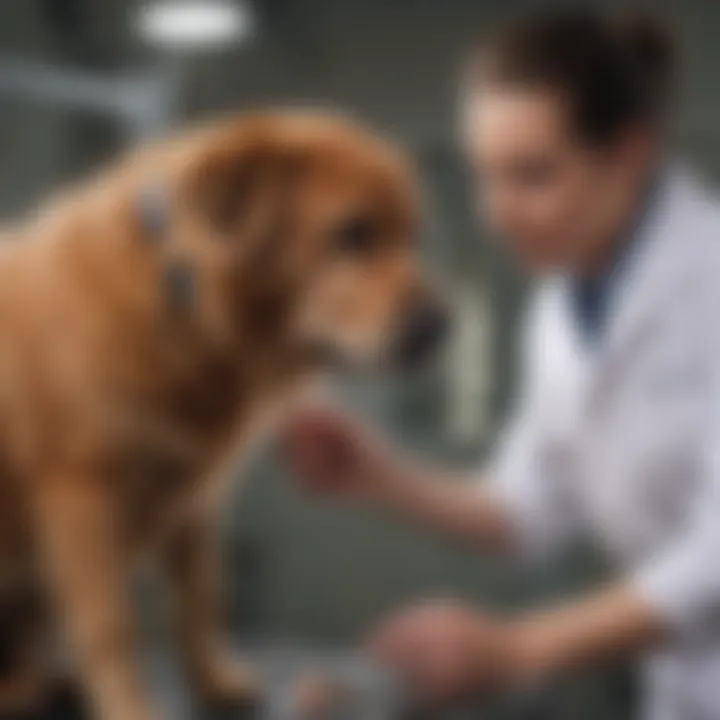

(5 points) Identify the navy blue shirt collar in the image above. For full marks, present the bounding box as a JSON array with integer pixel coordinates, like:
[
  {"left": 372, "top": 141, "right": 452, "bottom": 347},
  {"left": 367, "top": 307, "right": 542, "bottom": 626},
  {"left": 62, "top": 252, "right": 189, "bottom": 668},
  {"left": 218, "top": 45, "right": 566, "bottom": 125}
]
[{"left": 570, "top": 173, "right": 660, "bottom": 346}]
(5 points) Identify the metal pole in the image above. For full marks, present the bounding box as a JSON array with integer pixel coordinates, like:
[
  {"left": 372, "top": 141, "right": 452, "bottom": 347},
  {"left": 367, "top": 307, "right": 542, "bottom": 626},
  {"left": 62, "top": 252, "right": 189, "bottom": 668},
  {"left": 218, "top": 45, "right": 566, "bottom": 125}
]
[{"left": 0, "top": 58, "right": 182, "bottom": 139}]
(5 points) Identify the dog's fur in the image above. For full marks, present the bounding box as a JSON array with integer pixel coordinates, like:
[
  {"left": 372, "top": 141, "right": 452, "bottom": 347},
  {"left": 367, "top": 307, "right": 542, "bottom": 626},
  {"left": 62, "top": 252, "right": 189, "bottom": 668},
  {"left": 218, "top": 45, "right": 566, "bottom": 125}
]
[{"left": 0, "top": 112, "right": 436, "bottom": 719}]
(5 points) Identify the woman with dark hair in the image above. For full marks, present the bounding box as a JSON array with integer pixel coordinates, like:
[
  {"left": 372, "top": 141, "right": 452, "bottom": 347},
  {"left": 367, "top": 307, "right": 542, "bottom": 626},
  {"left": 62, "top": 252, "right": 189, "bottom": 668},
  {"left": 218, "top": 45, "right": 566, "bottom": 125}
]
[{"left": 285, "top": 7, "right": 720, "bottom": 719}]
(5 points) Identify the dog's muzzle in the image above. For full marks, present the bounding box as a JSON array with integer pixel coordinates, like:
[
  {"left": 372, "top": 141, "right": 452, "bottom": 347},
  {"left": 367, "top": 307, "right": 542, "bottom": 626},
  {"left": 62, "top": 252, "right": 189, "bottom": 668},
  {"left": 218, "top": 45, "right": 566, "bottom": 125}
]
[{"left": 390, "top": 296, "right": 450, "bottom": 371}]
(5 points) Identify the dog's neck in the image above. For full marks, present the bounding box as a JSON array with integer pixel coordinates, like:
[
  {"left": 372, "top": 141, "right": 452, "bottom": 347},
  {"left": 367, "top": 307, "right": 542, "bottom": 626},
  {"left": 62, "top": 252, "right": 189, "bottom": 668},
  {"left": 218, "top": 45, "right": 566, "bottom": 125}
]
[
  {"left": 133, "top": 181, "right": 329, "bottom": 381},
  {"left": 36, "top": 174, "right": 321, "bottom": 400}
]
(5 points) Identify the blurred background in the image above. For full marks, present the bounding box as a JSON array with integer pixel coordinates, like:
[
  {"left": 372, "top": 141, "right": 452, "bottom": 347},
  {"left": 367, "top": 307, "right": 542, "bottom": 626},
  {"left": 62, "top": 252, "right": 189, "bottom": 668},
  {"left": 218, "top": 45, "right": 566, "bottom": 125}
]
[{"left": 1, "top": 0, "right": 719, "bottom": 717}]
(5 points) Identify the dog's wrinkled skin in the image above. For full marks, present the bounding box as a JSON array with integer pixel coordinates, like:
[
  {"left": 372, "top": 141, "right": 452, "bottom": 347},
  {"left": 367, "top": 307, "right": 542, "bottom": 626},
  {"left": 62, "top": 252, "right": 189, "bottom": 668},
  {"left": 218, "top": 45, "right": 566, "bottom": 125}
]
[{"left": 0, "top": 113, "right": 445, "bottom": 719}]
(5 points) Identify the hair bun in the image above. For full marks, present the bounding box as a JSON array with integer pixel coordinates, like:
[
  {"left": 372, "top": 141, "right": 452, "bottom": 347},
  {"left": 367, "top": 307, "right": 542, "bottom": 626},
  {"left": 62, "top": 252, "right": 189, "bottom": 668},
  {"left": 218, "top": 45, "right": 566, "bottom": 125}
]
[{"left": 616, "top": 12, "right": 675, "bottom": 107}]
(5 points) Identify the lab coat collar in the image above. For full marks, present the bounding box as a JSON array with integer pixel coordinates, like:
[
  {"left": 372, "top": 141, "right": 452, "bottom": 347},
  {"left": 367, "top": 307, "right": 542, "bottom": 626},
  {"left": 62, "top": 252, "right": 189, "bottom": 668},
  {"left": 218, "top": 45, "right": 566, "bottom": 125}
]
[
  {"left": 569, "top": 169, "right": 662, "bottom": 346},
  {"left": 602, "top": 165, "right": 704, "bottom": 360}
]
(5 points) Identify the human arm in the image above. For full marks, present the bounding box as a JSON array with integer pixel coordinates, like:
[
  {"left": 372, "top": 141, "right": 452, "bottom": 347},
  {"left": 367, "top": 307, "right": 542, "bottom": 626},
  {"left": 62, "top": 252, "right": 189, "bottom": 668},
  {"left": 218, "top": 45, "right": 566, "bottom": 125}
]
[
  {"left": 282, "top": 404, "right": 515, "bottom": 551},
  {"left": 367, "top": 584, "right": 664, "bottom": 703}
]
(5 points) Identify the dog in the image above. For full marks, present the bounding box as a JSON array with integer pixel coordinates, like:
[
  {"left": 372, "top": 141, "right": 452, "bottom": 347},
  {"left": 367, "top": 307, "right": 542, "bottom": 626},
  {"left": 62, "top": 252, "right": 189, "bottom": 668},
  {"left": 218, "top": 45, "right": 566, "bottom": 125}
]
[{"left": 0, "top": 111, "right": 448, "bottom": 719}]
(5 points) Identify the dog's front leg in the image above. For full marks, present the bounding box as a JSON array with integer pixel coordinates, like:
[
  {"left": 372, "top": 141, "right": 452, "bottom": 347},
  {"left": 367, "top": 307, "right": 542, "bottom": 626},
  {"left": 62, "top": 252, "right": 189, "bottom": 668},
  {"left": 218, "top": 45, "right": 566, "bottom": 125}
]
[
  {"left": 163, "top": 515, "right": 258, "bottom": 707},
  {"left": 34, "top": 473, "right": 157, "bottom": 720}
]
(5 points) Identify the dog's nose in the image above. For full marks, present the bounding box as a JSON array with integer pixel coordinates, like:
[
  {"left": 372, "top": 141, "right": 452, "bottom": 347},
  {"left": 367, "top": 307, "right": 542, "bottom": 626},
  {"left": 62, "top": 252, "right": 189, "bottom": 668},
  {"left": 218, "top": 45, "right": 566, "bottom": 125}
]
[{"left": 392, "top": 297, "right": 450, "bottom": 370}]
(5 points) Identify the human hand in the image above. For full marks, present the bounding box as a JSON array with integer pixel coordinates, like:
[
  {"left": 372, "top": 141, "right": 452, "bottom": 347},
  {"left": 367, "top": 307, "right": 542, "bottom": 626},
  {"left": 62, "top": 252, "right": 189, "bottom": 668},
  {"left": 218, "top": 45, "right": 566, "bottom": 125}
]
[
  {"left": 281, "top": 405, "right": 401, "bottom": 502},
  {"left": 367, "top": 600, "right": 519, "bottom": 704}
]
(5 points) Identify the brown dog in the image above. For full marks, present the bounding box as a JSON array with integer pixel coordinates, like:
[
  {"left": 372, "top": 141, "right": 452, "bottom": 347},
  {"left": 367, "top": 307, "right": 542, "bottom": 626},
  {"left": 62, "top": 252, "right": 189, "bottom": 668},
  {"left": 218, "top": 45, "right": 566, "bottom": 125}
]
[{"left": 0, "top": 111, "right": 447, "bottom": 719}]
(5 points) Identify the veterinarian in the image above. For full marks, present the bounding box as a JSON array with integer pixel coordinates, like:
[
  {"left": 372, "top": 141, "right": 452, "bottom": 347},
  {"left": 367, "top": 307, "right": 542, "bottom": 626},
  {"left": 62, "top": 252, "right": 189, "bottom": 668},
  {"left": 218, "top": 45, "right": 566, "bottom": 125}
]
[{"left": 284, "top": 8, "right": 720, "bottom": 720}]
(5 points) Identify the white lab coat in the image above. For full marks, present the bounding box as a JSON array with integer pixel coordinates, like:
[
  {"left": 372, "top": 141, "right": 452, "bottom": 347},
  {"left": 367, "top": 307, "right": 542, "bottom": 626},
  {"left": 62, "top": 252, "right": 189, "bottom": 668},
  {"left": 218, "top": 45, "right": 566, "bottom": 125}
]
[{"left": 487, "top": 168, "right": 720, "bottom": 720}]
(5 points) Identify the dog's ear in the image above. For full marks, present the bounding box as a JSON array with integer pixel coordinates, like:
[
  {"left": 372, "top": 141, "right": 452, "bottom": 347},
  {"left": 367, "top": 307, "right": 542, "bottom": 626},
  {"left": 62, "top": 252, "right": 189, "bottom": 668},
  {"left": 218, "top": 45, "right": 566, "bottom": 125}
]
[
  {"left": 179, "top": 123, "right": 310, "bottom": 329},
  {"left": 182, "top": 126, "right": 304, "bottom": 242}
]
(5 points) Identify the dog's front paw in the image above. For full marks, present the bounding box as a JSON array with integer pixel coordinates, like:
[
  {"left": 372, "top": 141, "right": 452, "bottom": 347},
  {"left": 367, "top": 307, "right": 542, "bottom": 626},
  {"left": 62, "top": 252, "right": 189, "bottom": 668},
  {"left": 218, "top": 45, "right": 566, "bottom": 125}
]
[{"left": 195, "top": 653, "right": 261, "bottom": 709}]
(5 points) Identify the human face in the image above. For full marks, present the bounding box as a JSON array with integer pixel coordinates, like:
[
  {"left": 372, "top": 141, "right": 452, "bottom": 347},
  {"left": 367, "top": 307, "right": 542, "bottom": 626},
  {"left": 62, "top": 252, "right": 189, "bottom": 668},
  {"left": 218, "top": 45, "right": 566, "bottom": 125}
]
[{"left": 463, "top": 85, "right": 651, "bottom": 273}]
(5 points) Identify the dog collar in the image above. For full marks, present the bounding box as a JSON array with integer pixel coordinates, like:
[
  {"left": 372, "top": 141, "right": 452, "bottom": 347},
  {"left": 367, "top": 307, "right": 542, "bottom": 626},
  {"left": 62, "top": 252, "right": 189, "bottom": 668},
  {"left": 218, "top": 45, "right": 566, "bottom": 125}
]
[
  {"left": 138, "top": 184, "right": 170, "bottom": 241},
  {"left": 138, "top": 184, "right": 196, "bottom": 313}
]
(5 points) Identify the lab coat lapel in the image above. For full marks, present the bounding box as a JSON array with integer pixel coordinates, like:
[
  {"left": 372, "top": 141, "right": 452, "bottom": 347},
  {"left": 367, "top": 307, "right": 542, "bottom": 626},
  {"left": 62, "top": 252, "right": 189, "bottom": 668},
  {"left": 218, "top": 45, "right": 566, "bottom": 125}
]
[
  {"left": 603, "top": 171, "right": 695, "bottom": 363},
  {"left": 588, "top": 170, "right": 699, "bottom": 405}
]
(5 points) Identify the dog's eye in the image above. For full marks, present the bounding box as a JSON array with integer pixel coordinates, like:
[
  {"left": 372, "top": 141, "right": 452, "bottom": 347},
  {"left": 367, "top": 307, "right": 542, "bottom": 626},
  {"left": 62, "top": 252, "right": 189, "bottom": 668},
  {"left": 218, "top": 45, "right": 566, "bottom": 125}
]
[{"left": 332, "top": 216, "right": 379, "bottom": 254}]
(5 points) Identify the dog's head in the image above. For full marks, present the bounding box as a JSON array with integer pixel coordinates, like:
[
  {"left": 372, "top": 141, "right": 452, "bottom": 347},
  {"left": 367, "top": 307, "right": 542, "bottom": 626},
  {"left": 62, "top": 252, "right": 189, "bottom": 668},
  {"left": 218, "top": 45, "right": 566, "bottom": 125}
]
[{"left": 171, "top": 112, "right": 448, "bottom": 371}]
